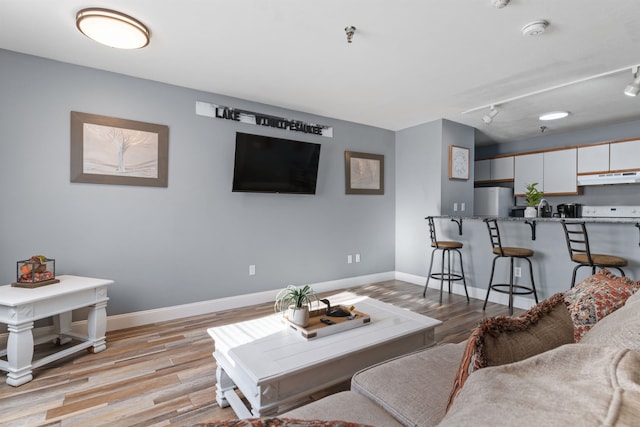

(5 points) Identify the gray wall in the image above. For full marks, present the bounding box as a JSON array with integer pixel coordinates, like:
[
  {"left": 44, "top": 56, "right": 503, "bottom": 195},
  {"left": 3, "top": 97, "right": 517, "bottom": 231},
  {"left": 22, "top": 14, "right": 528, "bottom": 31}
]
[
  {"left": 0, "top": 50, "right": 395, "bottom": 316},
  {"left": 395, "top": 119, "right": 475, "bottom": 277}
]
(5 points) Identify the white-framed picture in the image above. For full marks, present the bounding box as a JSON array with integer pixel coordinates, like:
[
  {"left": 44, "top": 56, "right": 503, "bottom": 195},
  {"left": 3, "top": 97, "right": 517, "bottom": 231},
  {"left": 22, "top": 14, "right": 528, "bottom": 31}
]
[{"left": 449, "top": 145, "right": 469, "bottom": 180}]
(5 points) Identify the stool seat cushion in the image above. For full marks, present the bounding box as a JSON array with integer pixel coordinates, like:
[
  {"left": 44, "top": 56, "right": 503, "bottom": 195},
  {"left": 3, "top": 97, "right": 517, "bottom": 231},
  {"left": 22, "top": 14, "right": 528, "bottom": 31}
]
[
  {"left": 432, "top": 241, "right": 463, "bottom": 249},
  {"left": 571, "top": 253, "right": 628, "bottom": 266},
  {"left": 493, "top": 247, "right": 533, "bottom": 257}
]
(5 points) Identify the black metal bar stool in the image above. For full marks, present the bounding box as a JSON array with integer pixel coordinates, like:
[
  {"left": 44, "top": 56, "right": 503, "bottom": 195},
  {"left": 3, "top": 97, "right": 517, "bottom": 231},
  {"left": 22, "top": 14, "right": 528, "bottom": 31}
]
[
  {"left": 561, "top": 220, "right": 627, "bottom": 288},
  {"left": 483, "top": 218, "right": 538, "bottom": 315},
  {"left": 423, "top": 216, "right": 469, "bottom": 304}
]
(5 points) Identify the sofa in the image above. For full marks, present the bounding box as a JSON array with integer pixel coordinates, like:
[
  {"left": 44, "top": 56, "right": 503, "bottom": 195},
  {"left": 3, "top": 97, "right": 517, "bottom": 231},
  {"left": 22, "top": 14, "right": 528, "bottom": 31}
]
[{"left": 203, "top": 270, "right": 640, "bottom": 427}]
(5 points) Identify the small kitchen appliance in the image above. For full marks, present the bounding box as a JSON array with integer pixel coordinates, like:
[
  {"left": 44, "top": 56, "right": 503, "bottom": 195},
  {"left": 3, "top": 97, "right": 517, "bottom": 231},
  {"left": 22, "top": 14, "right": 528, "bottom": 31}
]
[{"left": 556, "top": 203, "right": 581, "bottom": 218}]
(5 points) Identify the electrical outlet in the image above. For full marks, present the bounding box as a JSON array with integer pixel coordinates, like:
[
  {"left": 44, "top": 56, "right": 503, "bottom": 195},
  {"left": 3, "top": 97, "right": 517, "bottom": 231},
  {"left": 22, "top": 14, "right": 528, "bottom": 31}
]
[
  {"left": 249, "top": 265, "right": 256, "bottom": 276},
  {"left": 453, "top": 202, "right": 458, "bottom": 212},
  {"left": 347, "top": 255, "right": 353, "bottom": 264},
  {"left": 514, "top": 267, "right": 522, "bottom": 277},
  {"left": 461, "top": 202, "right": 465, "bottom": 211},
  {"left": 355, "top": 253, "right": 361, "bottom": 263}
]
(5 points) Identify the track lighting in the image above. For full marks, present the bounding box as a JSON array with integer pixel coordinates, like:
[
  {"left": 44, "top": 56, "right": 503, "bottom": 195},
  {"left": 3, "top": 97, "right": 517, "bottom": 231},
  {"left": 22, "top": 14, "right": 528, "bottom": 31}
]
[
  {"left": 482, "top": 106, "right": 499, "bottom": 124},
  {"left": 491, "top": 0, "right": 510, "bottom": 9},
  {"left": 624, "top": 67, "right": 640, "bottom": 97}
]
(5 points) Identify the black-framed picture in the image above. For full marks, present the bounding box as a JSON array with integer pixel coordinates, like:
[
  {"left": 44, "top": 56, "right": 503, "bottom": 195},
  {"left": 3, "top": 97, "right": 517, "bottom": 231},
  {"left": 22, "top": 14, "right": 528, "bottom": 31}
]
[
  {"left": 449, "top": 145, "right": 469, "bottom": 180},
  {"left": 345, "top": 151, "right": 384, "bottom": 195},
  {"left": 70, "top": 111, "right": 169, "bottom": 187}
]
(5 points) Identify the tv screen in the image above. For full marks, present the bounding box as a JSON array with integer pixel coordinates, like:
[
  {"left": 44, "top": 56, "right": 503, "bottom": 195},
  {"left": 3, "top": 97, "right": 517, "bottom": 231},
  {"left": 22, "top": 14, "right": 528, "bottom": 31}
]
[{"left": 232, "top": 132, "right": 321, "bottom": 194}]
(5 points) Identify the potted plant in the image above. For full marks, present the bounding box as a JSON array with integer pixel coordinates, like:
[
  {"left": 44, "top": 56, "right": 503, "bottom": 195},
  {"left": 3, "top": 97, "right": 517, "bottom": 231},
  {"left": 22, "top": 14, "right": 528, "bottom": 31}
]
[
  {"left": 524, "top": 182, "right": 543, "bottom": 217},
  {"left": 274, "top": 284, "right": 318, "bottom": 327}
]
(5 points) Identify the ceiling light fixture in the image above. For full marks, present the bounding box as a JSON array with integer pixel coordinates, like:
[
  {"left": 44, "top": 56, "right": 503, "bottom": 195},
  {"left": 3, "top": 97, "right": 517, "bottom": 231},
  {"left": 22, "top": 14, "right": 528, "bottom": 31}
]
[
  {"left": 624, "top": 67, "right": 640, "bottom": 97},
  {"left": 345, "top": 26, "right": 356, "bottom": 44},
  {"left": 482, "top": 106, "right": 499, "bottom": 124},
  {"left": 492, "top": 0, "right": 510, "bottom": 9},
  {"left": 539, "top": 111, "right": 569, "bottom": 121},
  {"left": 76, "top": 8, "right": 150, "bottom": 49}
]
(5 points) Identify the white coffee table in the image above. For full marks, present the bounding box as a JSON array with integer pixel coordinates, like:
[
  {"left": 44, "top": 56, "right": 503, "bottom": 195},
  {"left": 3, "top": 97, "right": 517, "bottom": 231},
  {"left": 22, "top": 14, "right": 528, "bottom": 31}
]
[{"left": 207, "top": 294, "right": 441, "bottom": 417}]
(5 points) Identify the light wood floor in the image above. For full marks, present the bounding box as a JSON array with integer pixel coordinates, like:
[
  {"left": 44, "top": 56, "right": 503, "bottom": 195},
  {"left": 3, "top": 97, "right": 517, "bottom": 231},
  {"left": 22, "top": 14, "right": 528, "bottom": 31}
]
[{"left": 0, "top": 280, "right": 521, "bottom": 427}]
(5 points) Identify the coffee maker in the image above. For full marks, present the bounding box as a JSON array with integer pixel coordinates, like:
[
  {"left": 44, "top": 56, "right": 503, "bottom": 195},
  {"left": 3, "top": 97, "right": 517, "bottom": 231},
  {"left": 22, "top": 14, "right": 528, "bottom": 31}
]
[{"left": 556, "top": 203, "right": 581, "bottom": 218}]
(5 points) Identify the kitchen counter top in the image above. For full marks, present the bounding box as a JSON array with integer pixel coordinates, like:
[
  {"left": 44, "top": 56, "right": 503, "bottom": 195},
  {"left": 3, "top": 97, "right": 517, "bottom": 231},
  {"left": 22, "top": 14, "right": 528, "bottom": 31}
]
[{"left": 434, "top": 215, "right": 640, "bottom": 224}]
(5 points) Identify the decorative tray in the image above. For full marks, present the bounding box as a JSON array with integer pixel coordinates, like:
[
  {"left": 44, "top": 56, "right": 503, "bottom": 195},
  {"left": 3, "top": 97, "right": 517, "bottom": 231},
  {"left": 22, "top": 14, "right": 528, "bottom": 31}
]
[{"left": 284, "top": 305, "right": 371, "bottom": 340}]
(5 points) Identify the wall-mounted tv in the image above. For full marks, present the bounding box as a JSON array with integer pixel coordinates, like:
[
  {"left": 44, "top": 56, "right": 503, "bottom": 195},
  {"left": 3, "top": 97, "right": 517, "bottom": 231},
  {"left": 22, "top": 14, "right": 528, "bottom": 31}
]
[{"left": 232, "top": 132, "right": 321, "bottom": 194}]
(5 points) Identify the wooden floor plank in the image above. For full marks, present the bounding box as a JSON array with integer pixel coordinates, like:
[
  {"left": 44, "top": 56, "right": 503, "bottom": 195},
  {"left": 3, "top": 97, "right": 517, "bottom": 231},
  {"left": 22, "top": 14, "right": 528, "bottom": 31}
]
[{"left": 0, "top": 280, "right": 520, "bottom": 425}]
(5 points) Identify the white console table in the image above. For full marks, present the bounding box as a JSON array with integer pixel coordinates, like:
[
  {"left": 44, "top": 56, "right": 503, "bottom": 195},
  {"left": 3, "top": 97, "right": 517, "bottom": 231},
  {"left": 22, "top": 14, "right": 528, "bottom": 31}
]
[{"left": 0, "top": 275, "right": 112, "bottom": 386}]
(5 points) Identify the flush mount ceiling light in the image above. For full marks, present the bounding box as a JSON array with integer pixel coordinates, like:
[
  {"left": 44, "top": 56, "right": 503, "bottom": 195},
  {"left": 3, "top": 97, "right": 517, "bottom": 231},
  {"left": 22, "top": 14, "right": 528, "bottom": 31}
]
[
  {"left": 482, "top": 106, "right": 499, "bottom": 124},
  {"left": 624, "top": 67, "right": 640, "bottom": 96},
  {"left": 76, "top": 8, "right": 150, "bottom": 49},
  {"left": 522, "top": 20, "right": 549, "bottom": 37},
  {"left": 539, "top": 111, "right": 569, "bottom": 121}
]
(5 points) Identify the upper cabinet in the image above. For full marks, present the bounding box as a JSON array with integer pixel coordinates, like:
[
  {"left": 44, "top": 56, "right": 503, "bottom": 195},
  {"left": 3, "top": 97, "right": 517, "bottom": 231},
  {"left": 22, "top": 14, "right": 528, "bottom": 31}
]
[
  {"left": 578, "top": 144, "right": 609, "bottom": 174},
  {"left": 474, "top": 156, "right": 514, "bottom": 183},
  {"left": 610, "top": 139, "right": 640, "bottom": 171},
  {"left": 543, "top": 148, "right": 577, "bottom": 194},
  {"left": 474, "top": 159, "right": 491, "bottom": 182},
  {"left": 514, "top": 149, "right": 577, "bottom": 196},
  {"left": 491, "top": 156, "right": 514, "bottom": 181},
  {"left": 514, "top": 153, "right": 543, "bottom": 195}
]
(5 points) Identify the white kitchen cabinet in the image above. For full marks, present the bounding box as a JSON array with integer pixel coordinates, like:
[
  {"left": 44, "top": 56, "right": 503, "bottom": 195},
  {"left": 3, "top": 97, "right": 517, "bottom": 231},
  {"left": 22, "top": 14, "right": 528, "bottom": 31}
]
[
  {"left": 514, "top": 153, "right": 543, "bottom": 195},
  {"left": 578, "top": 144, "right": 609, "bottom": 174},
  {"left": 491, "top": 156, "right": 514, "bottom": 181},
  {"left": 544, "top": 148, "right": 577, "bottom": 194},
  {"left": 474, "top": 159, "right": 491, "bottom": 182},
  {"left": 610, "top": 139, "right": 640, "bottom": 171}
]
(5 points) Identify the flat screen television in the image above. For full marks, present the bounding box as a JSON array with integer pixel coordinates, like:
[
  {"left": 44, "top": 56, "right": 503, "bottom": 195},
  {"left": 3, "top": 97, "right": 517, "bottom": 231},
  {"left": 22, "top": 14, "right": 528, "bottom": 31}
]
[{"left": 232, "top": 132, "right": 321, "bottom": 194}]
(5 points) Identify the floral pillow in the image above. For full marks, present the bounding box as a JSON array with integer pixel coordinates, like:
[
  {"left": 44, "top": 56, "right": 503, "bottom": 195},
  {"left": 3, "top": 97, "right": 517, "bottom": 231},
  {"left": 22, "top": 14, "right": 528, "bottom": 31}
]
[{"left": 563, "top": 268, "right": 640, "bottom": 342}]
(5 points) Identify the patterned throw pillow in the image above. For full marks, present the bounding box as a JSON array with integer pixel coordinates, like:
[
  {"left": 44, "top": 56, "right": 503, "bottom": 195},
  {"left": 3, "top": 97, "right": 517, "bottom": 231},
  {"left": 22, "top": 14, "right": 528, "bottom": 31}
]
[
  {"left": 446, "top": 293, "right": 573, "bottom": 412},
  {"left": 563, "top": 268, "right": 640, "bottom": 342}
]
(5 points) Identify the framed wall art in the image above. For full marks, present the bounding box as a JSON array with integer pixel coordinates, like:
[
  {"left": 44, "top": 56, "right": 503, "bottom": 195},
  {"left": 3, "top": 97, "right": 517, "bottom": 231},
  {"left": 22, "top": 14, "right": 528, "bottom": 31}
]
[
  {"left": 449, "top": 145, "right": 469, "bottom": 180},
  {"left": 345, "top": 151, "right": 384, "bottom": 195},
  {"left": 70, "top": 111, "right": 169, "bottom": 187}
]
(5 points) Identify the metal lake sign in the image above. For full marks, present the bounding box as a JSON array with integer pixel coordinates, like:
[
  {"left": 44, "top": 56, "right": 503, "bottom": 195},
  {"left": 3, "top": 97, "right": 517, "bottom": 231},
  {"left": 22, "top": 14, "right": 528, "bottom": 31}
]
[{"left": 196, "top": 101, "right": 333, "bottom": 138}]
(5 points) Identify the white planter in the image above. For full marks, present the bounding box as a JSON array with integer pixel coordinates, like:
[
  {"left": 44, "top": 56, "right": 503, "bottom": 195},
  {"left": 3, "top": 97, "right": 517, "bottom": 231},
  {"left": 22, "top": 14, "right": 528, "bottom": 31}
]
[
  {"left": 524, "top": 206, "right": 537, "bottom": 218},
  {"left": 287, "top": 305, "right": 310, "bottom": 327}
]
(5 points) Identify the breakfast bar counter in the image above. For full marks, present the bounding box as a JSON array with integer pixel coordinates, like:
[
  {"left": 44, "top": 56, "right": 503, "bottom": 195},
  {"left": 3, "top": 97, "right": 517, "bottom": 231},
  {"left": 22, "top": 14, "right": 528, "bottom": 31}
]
[{"left": 425, "top": 216, "right": 640, "bottom": 311}]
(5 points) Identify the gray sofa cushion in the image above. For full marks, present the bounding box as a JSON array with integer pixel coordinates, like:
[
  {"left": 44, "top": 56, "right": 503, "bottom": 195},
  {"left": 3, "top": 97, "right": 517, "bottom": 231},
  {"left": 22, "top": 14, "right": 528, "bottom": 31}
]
[
  {"left": 282, "top": 391, "right": 403, "bottom": 427},
  {"left": 351, "top": 342, "right": 465, "bottom": 427},
  {"left": 580, "top": 291, "right": 640, "bottom": 352},
  {"left": 439, "top": 344, "right": 640, "bottom": 427}
]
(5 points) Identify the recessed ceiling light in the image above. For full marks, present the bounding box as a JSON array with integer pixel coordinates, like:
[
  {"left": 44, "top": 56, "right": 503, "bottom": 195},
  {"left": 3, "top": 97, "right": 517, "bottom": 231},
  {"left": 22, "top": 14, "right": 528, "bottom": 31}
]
[
  {"left": 522, "top": 20, "right": 549, "bottom": 37},
  {"left": 76, "top": 8, "right": 150, "bottom": 49},
  {"left": 539, "top": 111, "right": 569, "bottom": 121}
]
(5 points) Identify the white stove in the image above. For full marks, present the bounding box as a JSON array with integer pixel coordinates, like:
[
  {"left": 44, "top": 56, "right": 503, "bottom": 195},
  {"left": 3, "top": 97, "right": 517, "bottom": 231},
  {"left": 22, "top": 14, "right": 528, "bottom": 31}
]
[{"left": 581, "top": 205, "right": 640, "bottom": 218}]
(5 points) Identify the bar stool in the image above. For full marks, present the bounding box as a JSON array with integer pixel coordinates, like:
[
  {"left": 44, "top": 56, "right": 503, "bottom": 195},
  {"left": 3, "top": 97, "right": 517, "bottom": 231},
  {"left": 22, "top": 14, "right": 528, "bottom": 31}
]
[
  {"left": 483, "top": 218, "right": 538, "bottom": 315},
  {"left": 423, "top": 216, "right": 469, "bottom": 304},
  {"left": 561, "top": 220, "right": 627, "bottom": 288}
]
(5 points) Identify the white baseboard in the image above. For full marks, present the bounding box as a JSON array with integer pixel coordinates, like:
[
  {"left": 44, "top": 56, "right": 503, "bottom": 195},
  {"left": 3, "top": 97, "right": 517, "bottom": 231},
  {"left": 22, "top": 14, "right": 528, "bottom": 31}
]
[
  {"left": 105, "top": 271, "right": 396, "bottom": 331},
  {"left": 0, "top": 270, "right": 529, "bottom": 344}
]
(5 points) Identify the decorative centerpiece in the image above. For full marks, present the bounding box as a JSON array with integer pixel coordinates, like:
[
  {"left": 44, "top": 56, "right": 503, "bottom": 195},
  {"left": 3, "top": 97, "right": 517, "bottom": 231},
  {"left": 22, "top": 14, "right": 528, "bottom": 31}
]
[
  {"left": 274, "top": 284, "right": 318, "bottom": 327},
  {"left": 12, "top": 255, "right": 60, "bottom": 288},
  {"left": 524, "top": 182, "right": 543, "bottom": 218}
]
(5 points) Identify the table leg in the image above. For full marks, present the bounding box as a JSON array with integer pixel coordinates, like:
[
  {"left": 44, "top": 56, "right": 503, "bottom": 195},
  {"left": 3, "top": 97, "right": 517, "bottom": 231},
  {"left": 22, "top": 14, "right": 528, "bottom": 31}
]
[
  {"left": 53, "top": 311, "right": 73, "bottom": 345},
  {"left": 87, "top": 300, "right": 108, "bottom": 353},
  {"left": 6, "top": 321, "right": 34, "bottom": 386},
  {"left": 215, "top": 365, "right": 234, "bottom": 408}
]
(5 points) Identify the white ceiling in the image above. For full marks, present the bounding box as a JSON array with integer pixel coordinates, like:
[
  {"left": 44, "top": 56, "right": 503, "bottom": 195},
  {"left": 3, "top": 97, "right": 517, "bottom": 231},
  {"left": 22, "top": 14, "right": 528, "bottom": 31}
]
[{"left": 2, "top": 0, "right": 640, "bottom": 144}]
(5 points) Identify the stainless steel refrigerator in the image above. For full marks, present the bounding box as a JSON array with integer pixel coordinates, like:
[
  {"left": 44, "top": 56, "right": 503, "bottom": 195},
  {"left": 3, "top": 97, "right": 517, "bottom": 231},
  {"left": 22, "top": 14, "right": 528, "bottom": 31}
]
[{"left": 474, "top": 187, "right": 514, "bottom": 217}]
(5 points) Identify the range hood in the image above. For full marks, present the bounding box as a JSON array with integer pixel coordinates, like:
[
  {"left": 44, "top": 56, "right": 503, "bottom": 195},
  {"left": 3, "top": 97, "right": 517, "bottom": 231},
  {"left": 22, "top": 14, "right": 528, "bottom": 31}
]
[{"left": 577, "top": 171, "right": 640, "bottom": 186}]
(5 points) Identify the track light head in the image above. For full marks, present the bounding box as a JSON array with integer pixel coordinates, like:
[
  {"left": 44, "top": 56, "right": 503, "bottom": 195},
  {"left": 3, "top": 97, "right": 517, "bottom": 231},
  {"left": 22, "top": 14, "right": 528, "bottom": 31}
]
[
  {"left": 624, "top": 67, "right": 640, "bottom": 97},
  {"left": 482, "top": 106, "right": 499, "bottom": 124}
]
